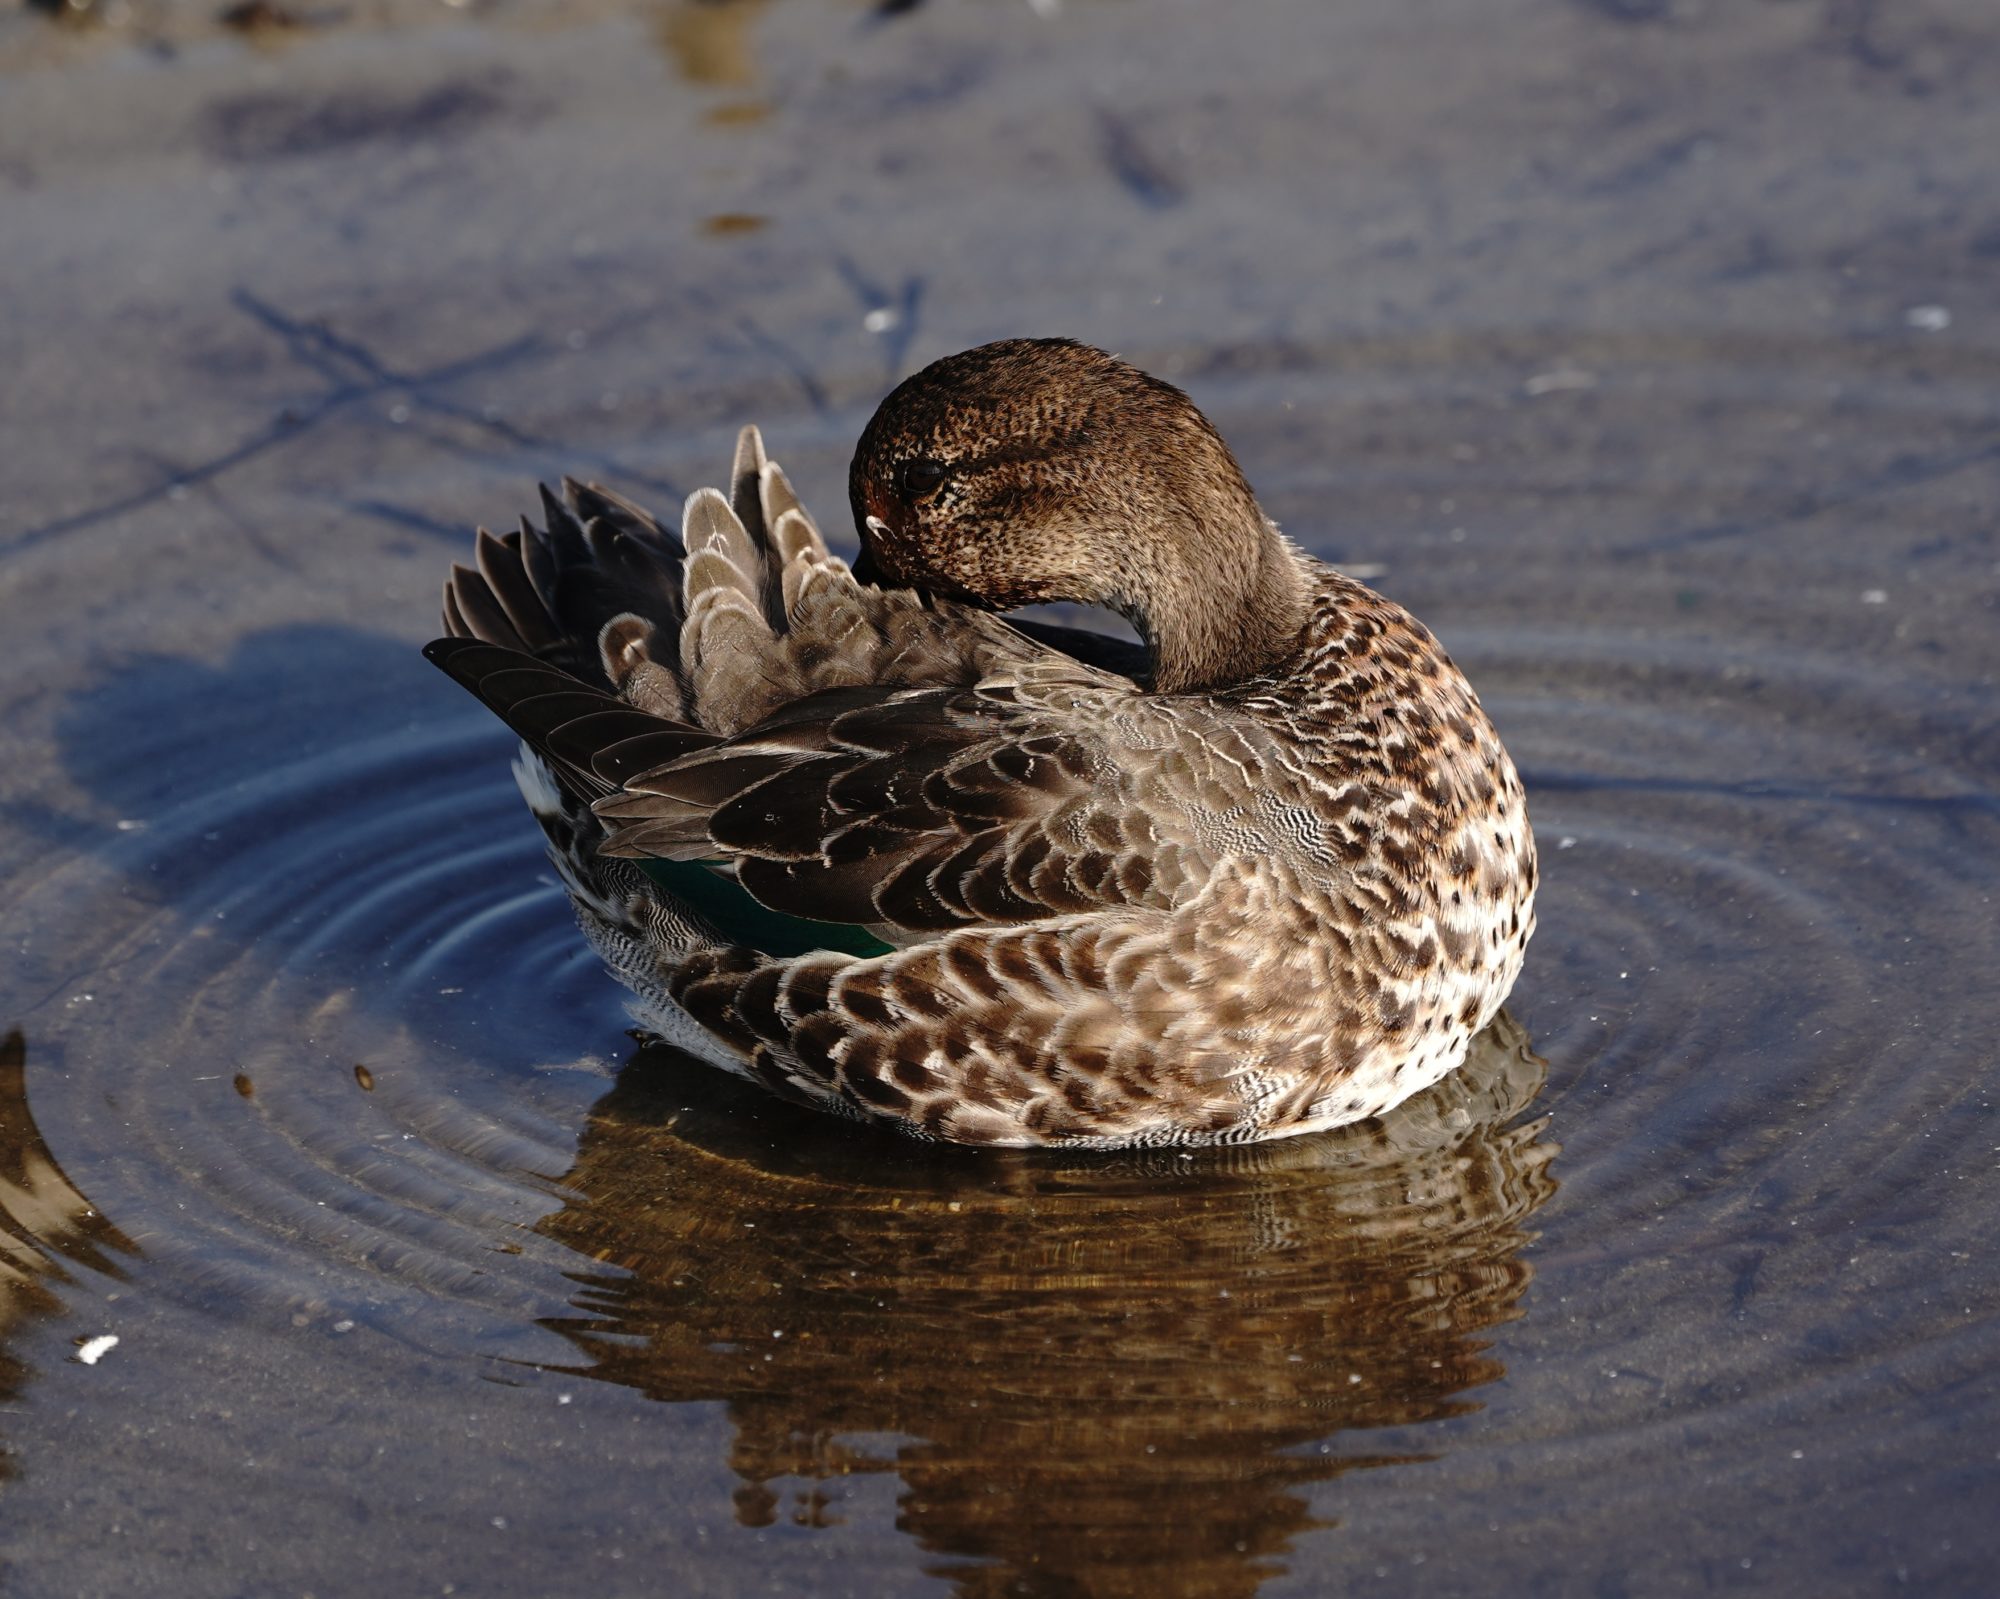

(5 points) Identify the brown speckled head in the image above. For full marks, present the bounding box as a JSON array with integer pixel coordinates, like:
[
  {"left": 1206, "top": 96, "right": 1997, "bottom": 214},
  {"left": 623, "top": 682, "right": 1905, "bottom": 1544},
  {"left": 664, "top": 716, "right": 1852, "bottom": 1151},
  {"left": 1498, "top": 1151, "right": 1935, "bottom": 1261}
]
[{"left": 848, "top": 339, "right": 1311, "bottom": 693}]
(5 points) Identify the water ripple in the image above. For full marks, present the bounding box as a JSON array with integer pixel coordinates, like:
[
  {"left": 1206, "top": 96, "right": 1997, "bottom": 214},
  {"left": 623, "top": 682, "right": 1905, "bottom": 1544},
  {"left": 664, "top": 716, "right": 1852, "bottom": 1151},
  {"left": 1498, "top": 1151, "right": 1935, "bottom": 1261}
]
[{"left": 0, "top": 331, "right": 1994, "bottom": 1590}]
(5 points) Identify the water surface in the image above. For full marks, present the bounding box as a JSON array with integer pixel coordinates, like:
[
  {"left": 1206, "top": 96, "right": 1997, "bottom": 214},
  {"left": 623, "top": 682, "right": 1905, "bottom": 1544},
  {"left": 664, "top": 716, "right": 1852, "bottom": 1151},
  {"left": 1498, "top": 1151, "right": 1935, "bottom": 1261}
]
[{"left": 1, "top": 2, "right": 1996, "bottom": 1594}]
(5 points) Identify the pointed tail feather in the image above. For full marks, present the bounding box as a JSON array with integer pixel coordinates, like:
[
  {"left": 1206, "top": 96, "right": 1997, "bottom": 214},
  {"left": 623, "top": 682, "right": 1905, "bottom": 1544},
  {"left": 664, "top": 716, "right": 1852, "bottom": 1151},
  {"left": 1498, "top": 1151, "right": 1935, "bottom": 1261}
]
[{"left": 440, "top": 480, "right": 689, "bottom": 696}]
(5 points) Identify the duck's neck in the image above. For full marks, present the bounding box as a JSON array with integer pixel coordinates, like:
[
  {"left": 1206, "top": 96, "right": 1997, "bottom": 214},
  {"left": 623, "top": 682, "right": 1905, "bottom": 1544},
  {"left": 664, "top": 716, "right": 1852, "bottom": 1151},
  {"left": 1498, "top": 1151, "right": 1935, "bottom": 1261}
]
[{"left": 1119, "top": 492, "right": 1313, "bottom": 696}]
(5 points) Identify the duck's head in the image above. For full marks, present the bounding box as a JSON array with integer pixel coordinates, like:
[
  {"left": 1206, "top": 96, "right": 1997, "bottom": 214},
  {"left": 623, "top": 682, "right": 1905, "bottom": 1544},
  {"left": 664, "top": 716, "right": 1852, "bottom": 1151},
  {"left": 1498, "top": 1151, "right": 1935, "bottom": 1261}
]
[{"left": 848, "top": 338, "right": 1310, "bottom": 694}]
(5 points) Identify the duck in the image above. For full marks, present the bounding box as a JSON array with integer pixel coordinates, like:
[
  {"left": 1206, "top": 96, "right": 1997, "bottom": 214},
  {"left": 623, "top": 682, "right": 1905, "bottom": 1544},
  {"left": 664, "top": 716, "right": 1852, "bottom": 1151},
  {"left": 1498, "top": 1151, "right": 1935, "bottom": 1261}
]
[{"left": 425, "top": 338, "right": 1536, "bottom": 1148}]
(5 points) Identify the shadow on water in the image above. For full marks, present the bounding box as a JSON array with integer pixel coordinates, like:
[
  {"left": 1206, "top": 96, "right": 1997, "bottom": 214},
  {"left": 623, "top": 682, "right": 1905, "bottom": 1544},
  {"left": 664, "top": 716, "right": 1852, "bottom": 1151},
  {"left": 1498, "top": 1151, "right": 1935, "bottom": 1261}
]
[
  {"left": 536, "top": 1015, "right": 1557, "bottom": 1597},
  {"left": 27, "top": 623, "right": 452, "bottom": 864}
]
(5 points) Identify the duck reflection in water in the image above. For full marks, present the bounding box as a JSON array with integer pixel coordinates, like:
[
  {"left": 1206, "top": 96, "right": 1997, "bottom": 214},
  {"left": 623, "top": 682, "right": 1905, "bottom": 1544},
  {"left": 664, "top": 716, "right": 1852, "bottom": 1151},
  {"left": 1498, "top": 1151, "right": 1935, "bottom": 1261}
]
[
  {"left": 535, "top": 1013, "right": 1556, "bottom": 1597},
  {"left": 0, "top": 1030, "right": 140, "bottom": 1472}
]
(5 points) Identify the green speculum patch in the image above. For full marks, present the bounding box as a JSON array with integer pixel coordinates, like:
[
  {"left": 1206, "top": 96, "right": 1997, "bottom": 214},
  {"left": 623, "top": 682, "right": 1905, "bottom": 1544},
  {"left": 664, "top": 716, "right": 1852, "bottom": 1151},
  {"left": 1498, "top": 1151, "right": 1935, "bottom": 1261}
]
[{"left": 637, "top": 859, "right": 895, "bottom": 959}]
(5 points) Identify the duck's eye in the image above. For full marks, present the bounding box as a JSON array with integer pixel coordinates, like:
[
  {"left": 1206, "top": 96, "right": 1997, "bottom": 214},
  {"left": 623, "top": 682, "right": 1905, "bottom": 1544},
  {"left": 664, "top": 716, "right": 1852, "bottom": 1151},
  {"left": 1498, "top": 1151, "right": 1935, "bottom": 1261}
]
[{"left": 898, "top": 457, "right": 947, "bottom": 498}]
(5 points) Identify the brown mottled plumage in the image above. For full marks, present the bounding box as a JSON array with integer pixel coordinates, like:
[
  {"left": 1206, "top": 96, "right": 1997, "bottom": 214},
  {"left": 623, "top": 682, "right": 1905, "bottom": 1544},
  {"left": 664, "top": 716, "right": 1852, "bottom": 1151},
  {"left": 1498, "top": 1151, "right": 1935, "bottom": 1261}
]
[{"left": 425, "top": 339, "right": 1536, "bottom": 1147}]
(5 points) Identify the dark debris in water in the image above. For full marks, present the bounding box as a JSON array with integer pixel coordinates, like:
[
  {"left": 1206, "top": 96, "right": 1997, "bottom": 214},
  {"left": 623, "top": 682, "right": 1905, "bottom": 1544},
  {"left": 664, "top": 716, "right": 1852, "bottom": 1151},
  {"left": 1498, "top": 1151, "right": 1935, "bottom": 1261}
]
[
  {"left": 217, "top": 0, "right": 316, "bottom": 33},
  {"left": 205, "top": 77, "right": 515, "bottom": 162}
]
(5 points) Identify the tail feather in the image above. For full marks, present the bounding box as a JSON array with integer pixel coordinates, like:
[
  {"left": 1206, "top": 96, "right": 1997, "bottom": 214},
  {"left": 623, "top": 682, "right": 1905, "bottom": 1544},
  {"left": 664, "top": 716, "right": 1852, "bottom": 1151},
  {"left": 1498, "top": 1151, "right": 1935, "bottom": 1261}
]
[
  {"left": 473, "top": 527, "right": 562, "bottom": 655},
  {"left": 440, "top": 482, "right": 687, "bottom": 691},
  {"left": 444, "top": 551, "right": 532, "bottom": 656},
  {"left": 563, "top": 477, "right": 669, "bottom": 542},
  {"left": 729, "top": 423, "right": 772, "bottom": 570},
  {"left": 760, "top": 456, "right": 831, "bottom": 568},
  {"left": 427, "top": 430, "right": 939, "bottom": 1032},
  {"left": 440, "top": 432, "right": 877, "bottom": 743},
  {"left": 680, "top": 485, "right": 786, "bottom": 736}
]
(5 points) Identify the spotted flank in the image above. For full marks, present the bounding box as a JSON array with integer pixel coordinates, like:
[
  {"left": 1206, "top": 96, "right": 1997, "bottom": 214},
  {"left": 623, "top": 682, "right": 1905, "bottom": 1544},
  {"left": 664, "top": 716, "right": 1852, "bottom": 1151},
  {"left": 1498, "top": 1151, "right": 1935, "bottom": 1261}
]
[{"left": 425, "top": 339, "right": 1535, "bottom": 1147}]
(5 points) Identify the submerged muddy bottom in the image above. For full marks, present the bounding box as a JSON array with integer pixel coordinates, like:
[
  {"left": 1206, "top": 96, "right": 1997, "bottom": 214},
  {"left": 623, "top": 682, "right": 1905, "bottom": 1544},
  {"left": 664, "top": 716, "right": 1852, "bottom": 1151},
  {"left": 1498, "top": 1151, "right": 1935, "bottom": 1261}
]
[{"left": 2, "top": 2, "right": 1997, "bottom": 1594}]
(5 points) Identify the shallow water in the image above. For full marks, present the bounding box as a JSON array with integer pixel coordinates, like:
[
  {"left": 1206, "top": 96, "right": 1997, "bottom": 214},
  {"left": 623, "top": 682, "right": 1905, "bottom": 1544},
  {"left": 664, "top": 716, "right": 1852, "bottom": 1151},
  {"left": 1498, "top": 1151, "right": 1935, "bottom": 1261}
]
[{"left": 2, "top": 1, "right": 1997, "bottom": 1594}]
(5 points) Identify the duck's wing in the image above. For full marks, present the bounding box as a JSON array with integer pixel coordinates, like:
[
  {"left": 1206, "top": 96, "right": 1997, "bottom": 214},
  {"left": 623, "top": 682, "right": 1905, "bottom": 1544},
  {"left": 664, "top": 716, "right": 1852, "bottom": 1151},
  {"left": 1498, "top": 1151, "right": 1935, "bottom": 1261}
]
[
  {"left": 426, "top": 640, "right": 1295, "bottom": 1148},
  {"left": 429, "top": 630, "right": 1219, "bottom": 937},
  {"left": 422, "top": 638, "right": 719, "bottom": 801},
  {"left": 441, "top": 428, "right": 1084, "bottom": 735},
  {"left": 591, "top": 655, "right": 1225, "bottom": 935}
]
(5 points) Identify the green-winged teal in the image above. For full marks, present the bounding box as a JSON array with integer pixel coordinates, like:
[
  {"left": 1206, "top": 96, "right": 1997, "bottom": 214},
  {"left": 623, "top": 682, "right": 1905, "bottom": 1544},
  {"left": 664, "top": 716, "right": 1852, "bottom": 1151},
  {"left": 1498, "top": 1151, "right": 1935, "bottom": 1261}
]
[{"left": 426, "top": 339, "right": 1536, "bottom": 1147}]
